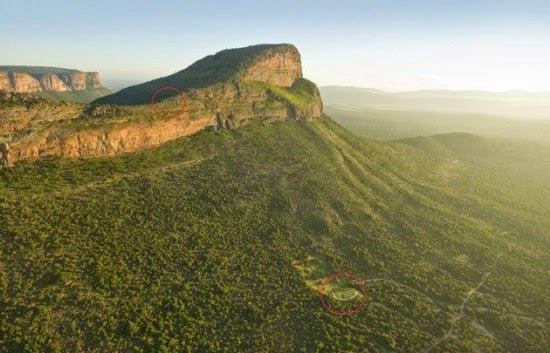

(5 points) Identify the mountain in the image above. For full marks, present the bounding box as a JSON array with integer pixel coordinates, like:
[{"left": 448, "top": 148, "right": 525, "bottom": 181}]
[
  {"left": 1, "top": 44, "right": 322, "bottom": 163},
  {"left": 0, "top": 65, "right": 111, "bottom": 103},
  {"left": 95, "top": 44, "right": 304, "bottom": 105},
  {"left": 0, "top": 45, "right": 548, "bottom": 352},
  {"left": 320, "top": 86, "right": 550, "bottom": 120},
  {"left": 0, "top": 117, "right": 548, "bottom": 352}
]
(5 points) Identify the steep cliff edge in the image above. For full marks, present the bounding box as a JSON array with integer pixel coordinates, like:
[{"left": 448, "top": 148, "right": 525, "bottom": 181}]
[
  {"left": 95, "top": 44, "right": 304, "bottom": 105},
  {"left": 1, "top": 44, "right": 323, "bottom": 163},
  {"left": 0, "top": 66, "right": 110, "bottom": 103}
]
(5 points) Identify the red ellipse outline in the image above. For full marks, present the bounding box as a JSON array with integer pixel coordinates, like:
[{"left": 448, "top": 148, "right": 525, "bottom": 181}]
[
  {"left": 150, "top": 86, "right": 186, "bottom": 119},
  {"left": 320, "top": 272, "right": 367, "bottom": 316}
]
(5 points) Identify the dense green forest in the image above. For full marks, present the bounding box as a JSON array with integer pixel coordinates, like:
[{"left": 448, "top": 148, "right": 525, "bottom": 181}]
[{"left": 0, "top": 116, "right": 548, "bottom": 352}]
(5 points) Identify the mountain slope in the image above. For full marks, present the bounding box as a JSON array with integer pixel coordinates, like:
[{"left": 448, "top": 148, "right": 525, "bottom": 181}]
[
  {"left": 95, "top": 44, "right": 303, "bottom": 105},
  {"left": 400, "top": 132, "right": 550, "bottom": 182},
  {"left": 0, "top": 116, "right": 547, "bottom": 353}
]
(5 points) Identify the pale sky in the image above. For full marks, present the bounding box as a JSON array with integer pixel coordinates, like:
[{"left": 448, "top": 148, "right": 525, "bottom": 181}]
[{"left": 1, "top": 0, "right": 549, "bottom": 91}]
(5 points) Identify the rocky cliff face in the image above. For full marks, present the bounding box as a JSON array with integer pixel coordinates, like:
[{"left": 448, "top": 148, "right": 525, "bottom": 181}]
[
  {"left": 0, "top": 68, "right": 103, "bottom": 93},
  {"left": 2, "top": 45, "right": 323, "bottom": 163},
  {"left": 241, "top": 45, "right": 303, "bottom": 87},
  {"left": 95, "top": 44, "right": 307, "bottom": 105},
  {"left": 13, "top": 116, "right": 213, "bottom": 161},
  {"left": 7, "top": 80, "right": 323, "bottom": 162}
]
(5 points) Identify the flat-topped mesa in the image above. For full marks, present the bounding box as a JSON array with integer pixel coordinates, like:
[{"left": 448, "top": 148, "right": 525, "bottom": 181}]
[
  {"left": 95, "top": 44, "right": 306, "bottom": 105},
  {"left": 0, "top": 67, "right": 103, "bottom": 93},
  {"left": 4, "top": 44, "right": 323, "bottom": 163}
]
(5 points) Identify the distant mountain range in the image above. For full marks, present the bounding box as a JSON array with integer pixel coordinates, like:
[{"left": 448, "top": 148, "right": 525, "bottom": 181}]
[{"left": 320, "top": 86, "right": 550, "bottom": 119}]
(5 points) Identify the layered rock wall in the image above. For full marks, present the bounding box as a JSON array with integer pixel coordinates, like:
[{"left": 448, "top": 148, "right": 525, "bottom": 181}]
[
  {"left": 2, "top": 45, "right": 323, "bottom": 163},
  {"left": 0, "top": 71, "right": 103, "bottom": 93},
  {"left": 242, "top": 47, "right": 303, "bottom": 87},
  {"left": 8, "top": 80, "right": 323, "bottom": 162}
]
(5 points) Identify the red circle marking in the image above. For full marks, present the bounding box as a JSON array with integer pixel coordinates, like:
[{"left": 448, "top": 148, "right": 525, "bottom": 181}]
[
  {"left": 320, "top": 272, "right": 367, "bottom": 316},
  {"left": 150, "top": 86, "right": 186, "bottom": 119}
]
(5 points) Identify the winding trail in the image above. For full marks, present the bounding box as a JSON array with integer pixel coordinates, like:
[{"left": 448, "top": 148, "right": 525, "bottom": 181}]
[{"left": 422, "top": 253, "right": 504, "bottom": 353}]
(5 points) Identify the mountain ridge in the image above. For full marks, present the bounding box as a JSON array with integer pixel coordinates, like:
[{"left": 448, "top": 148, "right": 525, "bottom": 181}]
[
  {"left": 95, "top": 43, "right": 303, "bottom": 105},
  {"left": 1, "top": 44, "right": 323, "bottom": 163},
  {"left": 0, "top": 65, "right": 111, "bottom": 103}
]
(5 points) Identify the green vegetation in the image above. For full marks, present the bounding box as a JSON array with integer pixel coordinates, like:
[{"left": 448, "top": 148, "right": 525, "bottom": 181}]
[
  {"left": 95, "top": 44, "right": 299, "bottom": 105},
  {"left": 0, "top": 116, "right": 548, "bottom": 352},
  {"left": 323, "top": 277, "right": 365, "bottom": 314},
  {"left": 35, "top": 87, "right": 112, "bottom": 104},
  {"left": 266, "top": 78, "right": 319, "bottom": 110},
  {"left": 0, "top": 90, "right": 59, "bottom": 109},
  {"left": 293, "top": 254, "right": 331, "bottom": 291},
  {"left": 325, "top": 106, "right": 550, "bottom": 145},
  {"left": 0, "top": 76, "right": 321, "bottom": 149}
]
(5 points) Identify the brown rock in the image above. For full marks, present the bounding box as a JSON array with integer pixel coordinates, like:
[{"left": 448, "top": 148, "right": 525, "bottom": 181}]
[
  {"left": 7, "top": 79, "right": 323, "bottom": 163},
  {"left": 0, "top": 72, "right": 11, "bottom": 91},
  {"left": 61, "top": 72, "right": 87, "bottom": 90},
  {"left": 10, "top": 73, "right": 42, "bottom": 92},
  {"left": 39, "top": 74, "right": 69, "bottom": 92},
  {"left": 243, "top": 48, "right": 303, "bottom": 87},
  {"left": 3, "top": 45, "right": 323, "bottom": 163},
  {"left": 87, "top": 72, "right": 102, "bottom": 89},
  {"left": 12, "top": 116, "right": 214, "bottom": 160},
  {"left": 0, "top": 69, "right": 105, "bottom": 93}
]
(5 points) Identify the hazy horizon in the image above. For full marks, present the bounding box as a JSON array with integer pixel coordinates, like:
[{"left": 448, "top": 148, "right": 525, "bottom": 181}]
[
  {"left": 320, "top": 85, "right": 550, "bottom": 94},
  {"left": 2, "top": 0, "right": 550, "bottom": 92},
  {"left": 101, "top": 80, "right": 550, "bottom": 95}
]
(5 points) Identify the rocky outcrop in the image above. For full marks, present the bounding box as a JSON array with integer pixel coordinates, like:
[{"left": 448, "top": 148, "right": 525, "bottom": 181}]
[
  {"left": 0, "top": 68, "right": 104, "bottom": 93},
  {"left": 12, "top": 117, "right": 213, "bottom": 160},
  {"left": 9, "top": 73, "right": 42, "bottom": 92},
  {"left": 2, "top": 45, "right": 324, "bottom": 163},
  {"left": 8, "top": 79, "right": 323, "bottom": 162},
  {"left": 0, "top": 72, "right": 9, "bottom": 90},
  {"left": 39, "top": 73, "right": 70, "bottom": 92},
  {"left": 241, "top": 46, "right": 303, "bottom": 87},
  {"left": 95, "top": 44, "right": 306, "bottom": 105}
]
